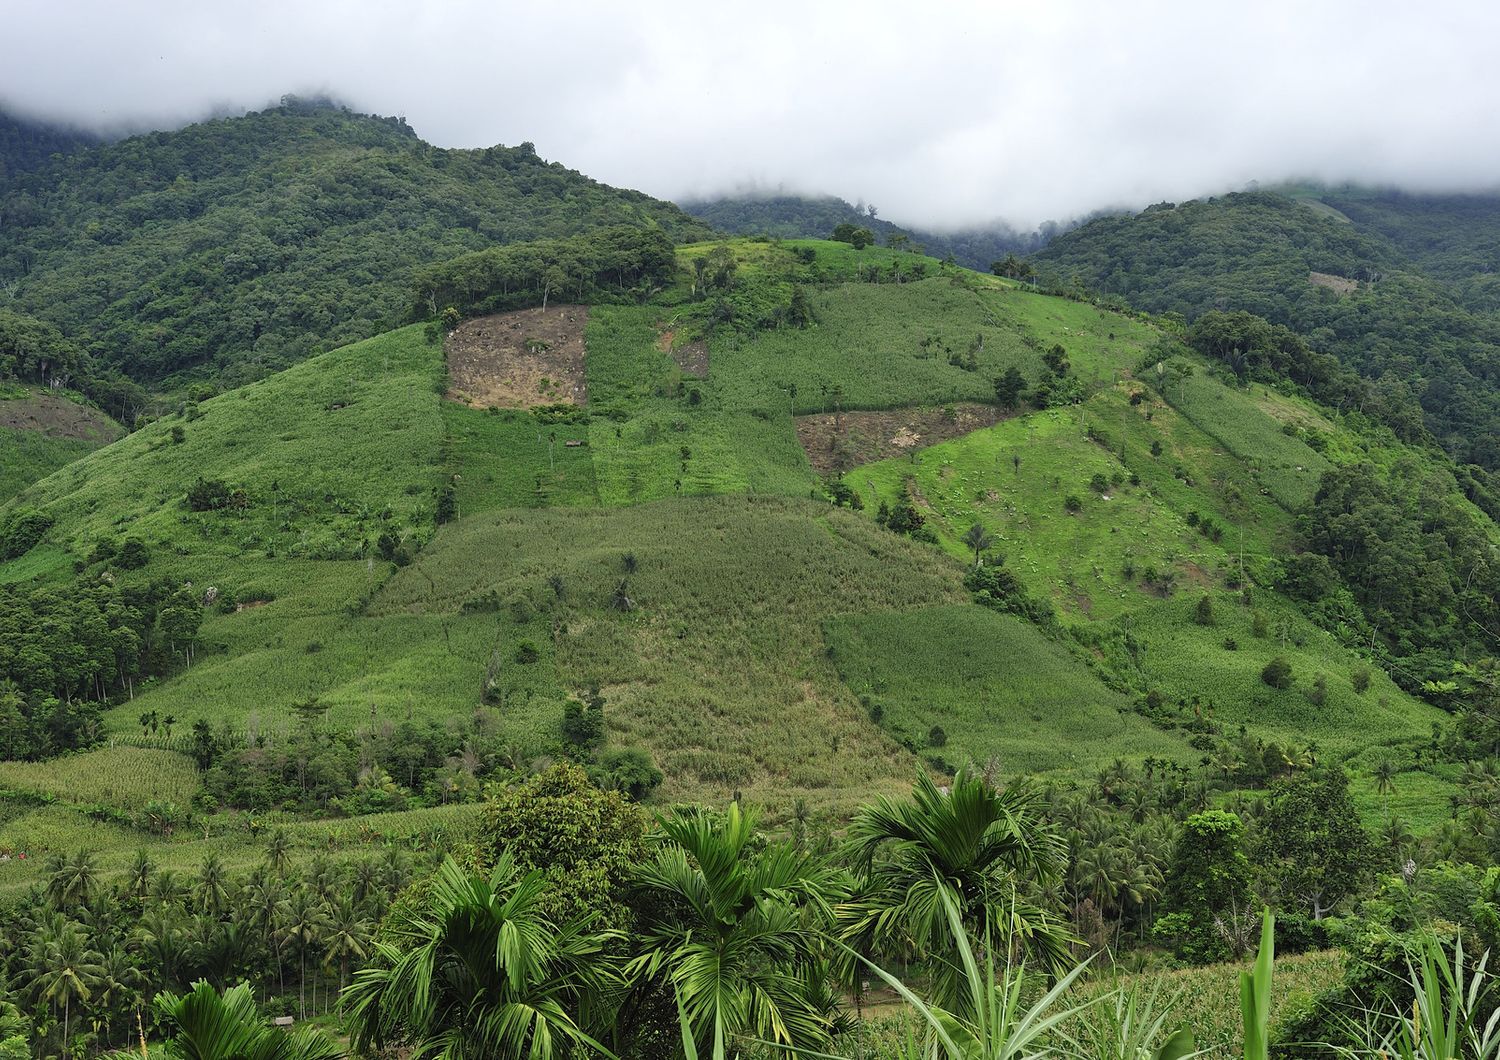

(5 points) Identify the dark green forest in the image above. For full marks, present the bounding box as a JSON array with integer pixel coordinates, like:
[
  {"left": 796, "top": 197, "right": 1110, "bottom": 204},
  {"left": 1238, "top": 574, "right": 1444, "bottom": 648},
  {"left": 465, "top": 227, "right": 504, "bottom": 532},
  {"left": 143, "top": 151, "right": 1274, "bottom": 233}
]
[{"left": 0, "top": 97, "right": 709, "bottom": 388}]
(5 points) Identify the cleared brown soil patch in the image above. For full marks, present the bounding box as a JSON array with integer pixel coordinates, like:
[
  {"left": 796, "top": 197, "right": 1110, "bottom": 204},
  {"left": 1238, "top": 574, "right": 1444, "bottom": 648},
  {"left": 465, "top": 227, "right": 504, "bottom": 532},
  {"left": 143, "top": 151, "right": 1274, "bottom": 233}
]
[
  {"left": 0, "top": 391, "right": 121, "bottom": 441},
  {"left": 796, "top": 403, "right": 1008, "bottom": 475},
  {"left": 1309, "top": 271, "right": 1359, "bottom": 296},
  {"left": 656, "top": 327, "right": 709, "bottom": 377},
  {"left": 445, "top": 306, "right": 588, "bottom": 409}
]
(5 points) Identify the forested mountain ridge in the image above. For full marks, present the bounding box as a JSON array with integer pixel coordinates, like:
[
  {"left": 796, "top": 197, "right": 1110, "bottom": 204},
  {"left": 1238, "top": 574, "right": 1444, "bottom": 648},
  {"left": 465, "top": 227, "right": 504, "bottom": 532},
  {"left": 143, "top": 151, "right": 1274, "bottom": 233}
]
[
  {"left": 0, "top": 98, "right": 710, "bottom": 388},
  {"left": 0, "top": 108, "right": 99, "bottom": 185},
  {"left": 1033, "top": 190, "right": 1500, "bottom": 469},
  {"left": 680, "top": 191, "right": 1053, "bottom": 270}
]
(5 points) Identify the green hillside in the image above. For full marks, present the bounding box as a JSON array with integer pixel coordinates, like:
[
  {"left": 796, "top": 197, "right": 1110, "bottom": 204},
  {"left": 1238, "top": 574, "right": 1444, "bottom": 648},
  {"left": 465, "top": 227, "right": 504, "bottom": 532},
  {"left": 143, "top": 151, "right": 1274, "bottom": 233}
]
[
  {"left": 0, "top": 97, "right": 710, "bottom": 388},
  {"left": 1034, "top": 190, "right": 1500, "bottom": 469},
  {"left": 1, "top": 211, "right": 1496, "bottom": 1060},
  {"left": 0, "top": 383, "right": 121, "bottom": 502}
]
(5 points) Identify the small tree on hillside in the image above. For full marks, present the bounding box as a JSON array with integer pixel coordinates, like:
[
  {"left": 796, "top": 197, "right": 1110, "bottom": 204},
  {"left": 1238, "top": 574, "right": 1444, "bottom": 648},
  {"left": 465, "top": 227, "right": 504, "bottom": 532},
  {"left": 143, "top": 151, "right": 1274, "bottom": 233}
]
[
  {"left": 993, "top": 366, "right": 1026, "bottom": 409},
  {"left": 1157, "top": 809, "right": 1252, "bottom": 963},
  {"left": 962, "top": 522, "right": 994, "bottom": 567}
]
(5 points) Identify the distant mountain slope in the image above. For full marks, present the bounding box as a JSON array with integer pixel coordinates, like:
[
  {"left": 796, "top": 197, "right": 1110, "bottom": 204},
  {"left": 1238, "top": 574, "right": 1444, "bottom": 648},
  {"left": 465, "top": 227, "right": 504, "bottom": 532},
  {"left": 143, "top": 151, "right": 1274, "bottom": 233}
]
[
  {"left": 679, "top": 192, "right": 1050, "bottom": 270},
  {"left": 0, "top": 97, "right": 710, "bottom": 387},
  {"left": 1034, "top": 191, "right": 1500, "bottom": 468},
  {"left": 0, "top": 108, "right": 99, "bottom": 186}
]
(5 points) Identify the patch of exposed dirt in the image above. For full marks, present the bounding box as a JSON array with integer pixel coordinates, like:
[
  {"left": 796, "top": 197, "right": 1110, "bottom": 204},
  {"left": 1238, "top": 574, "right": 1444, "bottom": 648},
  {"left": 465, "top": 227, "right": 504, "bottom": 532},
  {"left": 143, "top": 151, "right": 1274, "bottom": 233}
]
[
  {"left": 656, "top": 326, "right": 709, "bottom": 377},
  {"left": 445, "top": 306, "right": 589, "bottom": 409},
  {"left": 0, "top": 390, "right": 121, "bottom": 442},
  {"left": 796, "top": 403, "right": 1009, "bottom": 475},
  {"left": 1309, "top": 271, "right": 1359, "bottom": 296}
]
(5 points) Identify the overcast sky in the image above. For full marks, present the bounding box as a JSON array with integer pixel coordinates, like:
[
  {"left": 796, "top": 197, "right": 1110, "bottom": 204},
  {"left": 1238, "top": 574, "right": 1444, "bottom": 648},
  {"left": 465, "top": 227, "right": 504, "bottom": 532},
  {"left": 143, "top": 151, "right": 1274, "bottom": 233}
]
[{"left": 4, "top": 1, "right": 1498, "bottom": 230}]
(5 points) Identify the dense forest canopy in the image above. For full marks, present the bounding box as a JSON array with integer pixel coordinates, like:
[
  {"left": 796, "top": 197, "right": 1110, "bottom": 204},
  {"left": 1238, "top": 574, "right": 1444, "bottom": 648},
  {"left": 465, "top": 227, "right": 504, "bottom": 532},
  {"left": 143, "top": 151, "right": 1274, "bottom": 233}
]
[
  {"left": 1036, "top": 191, "right": 1500, "bottom": 468},
  {"left": 0, "top": 98, "right": 709, "bottom": 388},
  {"left": 0, "top": 109, "right": 98, "bottom": 186}
]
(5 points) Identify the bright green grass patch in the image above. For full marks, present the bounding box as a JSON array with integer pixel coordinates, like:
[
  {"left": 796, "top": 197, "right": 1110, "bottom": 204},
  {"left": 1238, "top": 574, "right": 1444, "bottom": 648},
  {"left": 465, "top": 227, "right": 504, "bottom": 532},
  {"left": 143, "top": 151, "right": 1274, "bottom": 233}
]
[
  {"left": 1167, "top": 371, "right": 1332, "bottom": 509},
  {"left": 586, "top": 305, "right": 816, "bottom": 504},
  {"left": 5, "top": 325, "right": 445, "bottom": 561},
  {"left": 443, "top": 403, "right": 599, "bottom": 512},
  {"left": 0, "top": 545, "right": 72, "bottom": 586},
  {"left": 712, "top": 279, "right": 1046, "bottom": 413},
  {"left": 1119, "top": 591, "right": 1440, "bottom": 753},
  {"left": 0, "top": 747, "right": 200, "bottom": 810},
  {"left": 0, "top": 799, "right": 483, "bottom": 897},
  {"left": 371, "top": 495, "right": 967, "bottom": 817},
  {"left": 825, "top": 605, "right": 1192, "bottom": 778},
  {"left": 850, "top": 392, "right": 1288, "bottom": 622},
  {"left": 0, "top": 426, "right": 99, "bottom": 503},
  {"left": 104, "top": 609, "right": 499, "bottom": 737}
]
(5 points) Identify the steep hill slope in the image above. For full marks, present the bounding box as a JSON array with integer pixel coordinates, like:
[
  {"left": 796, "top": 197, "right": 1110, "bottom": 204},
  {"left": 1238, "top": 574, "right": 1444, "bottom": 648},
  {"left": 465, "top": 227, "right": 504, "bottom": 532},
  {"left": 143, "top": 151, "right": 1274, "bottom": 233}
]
[
  {"left": 0, "top": 383, "right": 121, "bottom": 503},
  {"left": 0, "top": 235, "right": 1481, "bottom": 892},
  {"left": 1033, "top": 190, "right": 1500, "bottom": 468},
  {"left": 0, "top": 97, "right": 710, "bottom": 388}
]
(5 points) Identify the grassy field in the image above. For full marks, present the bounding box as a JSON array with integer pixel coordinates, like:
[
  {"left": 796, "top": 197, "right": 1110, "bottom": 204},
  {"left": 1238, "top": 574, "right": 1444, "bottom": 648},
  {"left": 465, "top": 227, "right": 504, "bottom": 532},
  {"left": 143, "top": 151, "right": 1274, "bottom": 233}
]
[
  {"left": 0, "top": 426, "right": 102, "bottom": 503},
  {"left": 825, "top": 605, "right": 1193, "bottom": 778},
  {"left": 371, "top": 495, "right": 969, "bottom": 817},
  {"left": 0, "top": 747, "right": 201, "bottom": 811},
  {"left": 849, "top": 386, "right": 1291, "bottom": 623},
  {"left": 3, "top": 325, "right": 444, "bottom": 565}
]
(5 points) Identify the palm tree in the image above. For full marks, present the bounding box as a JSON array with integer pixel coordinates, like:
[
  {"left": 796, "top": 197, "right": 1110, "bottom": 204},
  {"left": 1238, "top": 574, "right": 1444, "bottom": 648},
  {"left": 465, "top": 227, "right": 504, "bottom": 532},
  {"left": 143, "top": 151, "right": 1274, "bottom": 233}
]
[
  {"left": 343, "top": 852, "right": 616, "bottom": 1058},
  {"left": 28, "top": 919, "right": 104, "bottom": 1050},
  {"left": 154, "top": 979, "right": 343, "bottom": 1060},
  {"left": 320, "top": 894, "right": 371, "bottom": 994},
  {"left": 276, "top": 890, "right": 330, "bottom": 1020},
  {"left": 837, "top": 769, "right": 1074, "bottom": 1011},
  {"left": 1374, "top": 758, "right": 1398, "bottom": 798},
  {"left": 45, "top": 849, "right": 99, "bottom": 907},
  {"left": 125, "top": 849, "right": 156, "bottom": 907},
  {"left": 266, "top": 828, "right": 293, "bottom": 878},
  {"left": 628, "top": 802, "right": 836, "bottom": 1055},
  {"left": 198, "top": 853, "right": 230, "bottom": 917},
  {"left": 92, "top": 943, "right": 144, "bottom": 1049},
  {"left": 963, "top": 522, "right": 995, "bottom": 567}
]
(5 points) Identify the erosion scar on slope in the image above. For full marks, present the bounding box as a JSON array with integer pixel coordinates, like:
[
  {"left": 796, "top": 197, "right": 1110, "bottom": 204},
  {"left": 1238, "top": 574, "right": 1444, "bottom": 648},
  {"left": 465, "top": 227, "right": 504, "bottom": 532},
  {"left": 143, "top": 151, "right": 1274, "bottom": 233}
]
[{"left": 444, "top": 305, "right": 590, "bottom": 409}]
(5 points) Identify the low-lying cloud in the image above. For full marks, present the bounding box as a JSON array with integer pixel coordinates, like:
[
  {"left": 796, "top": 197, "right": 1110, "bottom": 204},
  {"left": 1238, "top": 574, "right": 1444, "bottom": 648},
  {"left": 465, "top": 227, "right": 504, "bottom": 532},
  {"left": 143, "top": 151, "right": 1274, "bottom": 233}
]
[{"left": 4, "top": 0, "right": 1498, "bottom": 229}]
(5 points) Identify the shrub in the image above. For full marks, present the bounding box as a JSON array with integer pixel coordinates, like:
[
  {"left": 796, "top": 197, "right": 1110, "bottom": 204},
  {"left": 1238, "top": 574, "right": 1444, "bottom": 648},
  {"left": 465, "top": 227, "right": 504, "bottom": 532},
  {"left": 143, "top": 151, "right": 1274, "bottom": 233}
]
[
  {"left": 590, "top": 748, "right": 663, "bottom": 802},
  {"left": 116, "top": 537, "right": 150, "bottom": 569},
  {"left": 0, "top": 507, "right": 53, "bottom": 560},
  {"left": 1351, "top": 665, "right": 1371, "bottom": 694},
  {"left": 1064, "top": 494, "right": 1083, "bottom": 514},
  {"left": 1262, "top": 656, "right": 1294, "bottom": 689},
  {"left": 927, "top": 725, "right": 948, "bottom": 748},
  {"left": 514, "top": 640, "right": 540, "bottom": 665},
  {"left": 1194, "top": 595, "right": 1215, "bottom": 626}
]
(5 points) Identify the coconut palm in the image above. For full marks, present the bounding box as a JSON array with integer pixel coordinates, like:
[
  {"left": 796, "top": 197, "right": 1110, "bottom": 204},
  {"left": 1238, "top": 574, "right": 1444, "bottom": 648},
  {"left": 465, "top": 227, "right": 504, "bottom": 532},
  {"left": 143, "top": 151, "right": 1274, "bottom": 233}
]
[
  {"left": 45, "top": 849, "right": 99, "bottom": 907},
  {"left": 27, "top": 919, "right": 103, "bottom": 1050},
  {"left": 154, "top": 979, "right": 343, "bottom": 1060},
  {"left": 837, "top": 769, "right": 1074, "bottom": 1012},
  {"left": 320, "top": 894, "right": 371, "bottom": 994},
  {"left": 343, "top": 852, "right": 616, "bottom": 1059},
  {"left": 276, "top": 890, "right": 330, "bottom": 1020},
  {"left": 198, "top": 854, "right": 231, "bottom": 917},
  {"left": 628, "top": 802, "right": 836, "bottom": 1055}
]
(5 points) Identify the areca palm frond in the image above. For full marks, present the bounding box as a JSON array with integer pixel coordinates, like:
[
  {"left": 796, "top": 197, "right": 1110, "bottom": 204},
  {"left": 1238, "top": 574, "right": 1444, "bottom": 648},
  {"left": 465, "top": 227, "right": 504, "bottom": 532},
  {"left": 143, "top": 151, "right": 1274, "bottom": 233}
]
[
  {"left": 154, "top": 979, "right": 343, "bottom": 1060},
  {"left": 342, "top": 851, "right": 617, "bottom": 1060},
  {"left": 629, "top": 802, "right": 837, "bottom": 1056},
  {"left": 837, "top": 769, "right": 1076, "bottom": 1004}
]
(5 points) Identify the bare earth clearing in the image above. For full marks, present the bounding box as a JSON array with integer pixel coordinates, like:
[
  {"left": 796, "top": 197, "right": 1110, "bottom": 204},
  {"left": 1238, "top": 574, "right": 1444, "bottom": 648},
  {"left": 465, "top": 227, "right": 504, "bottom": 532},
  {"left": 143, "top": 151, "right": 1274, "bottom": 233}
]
[
  {"left": 1308, "top": 271, "right": 1359, "bottom": 296},
  {"left": 796, "top": 402, "right": 1009, "bottom": 474},
  {"left": 0, "top": 391, "right": 121, "bottom": 441},
  {"left": 445, "top": 306, "right": 589, "bottom": 409},
  {"left": 656, "top": 327, "right": 709, "bottom": 377}
]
